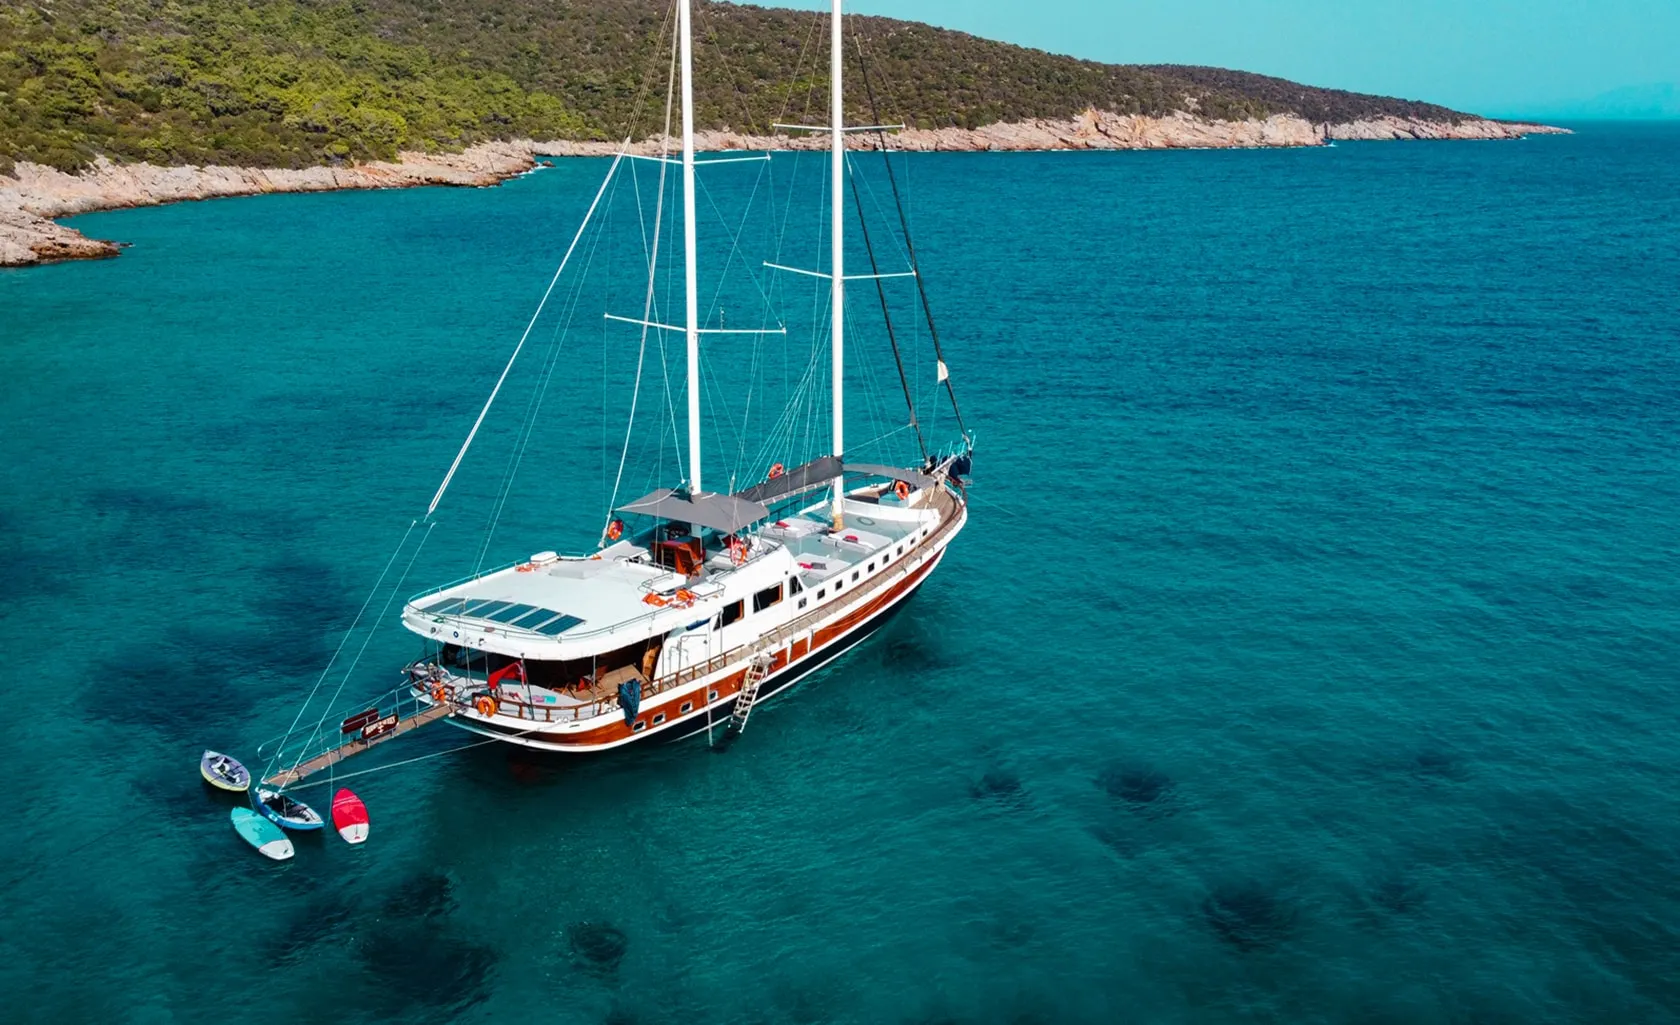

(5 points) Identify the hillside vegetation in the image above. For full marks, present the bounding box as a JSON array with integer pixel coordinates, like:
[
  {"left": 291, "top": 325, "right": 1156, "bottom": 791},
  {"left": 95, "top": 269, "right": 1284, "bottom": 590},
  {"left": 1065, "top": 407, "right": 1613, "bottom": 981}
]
[{"left": 1, "top": 0, "right": 1479, "bottom": 174}]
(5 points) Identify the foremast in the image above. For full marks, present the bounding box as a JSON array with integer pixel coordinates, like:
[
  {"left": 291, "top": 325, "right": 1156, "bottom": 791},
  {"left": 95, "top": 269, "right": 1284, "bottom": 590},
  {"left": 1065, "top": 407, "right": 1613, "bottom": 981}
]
[
  {"left": 680, "top": 0, "right": 702, "bottom": 496},
  {"left": 828, "top": 0, "right": 847, "bottom": 530}
]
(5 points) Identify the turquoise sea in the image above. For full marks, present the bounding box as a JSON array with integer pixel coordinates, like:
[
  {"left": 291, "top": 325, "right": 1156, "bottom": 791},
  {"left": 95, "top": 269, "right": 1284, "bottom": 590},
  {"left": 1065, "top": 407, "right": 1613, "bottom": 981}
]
[{"left": 3, "top": 122, "right": 1678, "bottom": 1024}]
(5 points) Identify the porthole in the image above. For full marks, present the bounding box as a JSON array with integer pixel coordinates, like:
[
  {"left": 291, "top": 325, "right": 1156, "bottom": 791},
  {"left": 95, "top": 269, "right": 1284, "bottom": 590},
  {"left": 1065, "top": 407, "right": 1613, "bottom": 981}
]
[
  {"left": 709, "top": 690, "right": 719, "bottom": 700},
  {"left": 680, "top": 702, "right": 693, "bottom": 714},
  {"left": 652, "top": 713, "right": 666, "bottom": 725},
  {"left": 632, "top": 720, "right": 646, "bottom": 732}
]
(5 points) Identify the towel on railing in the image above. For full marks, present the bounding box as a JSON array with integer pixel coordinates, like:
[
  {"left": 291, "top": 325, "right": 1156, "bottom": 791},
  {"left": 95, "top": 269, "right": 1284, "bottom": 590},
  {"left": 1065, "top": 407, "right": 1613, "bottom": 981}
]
[{"left": 618, "top": 680, "right": 641, "bottom": 726}]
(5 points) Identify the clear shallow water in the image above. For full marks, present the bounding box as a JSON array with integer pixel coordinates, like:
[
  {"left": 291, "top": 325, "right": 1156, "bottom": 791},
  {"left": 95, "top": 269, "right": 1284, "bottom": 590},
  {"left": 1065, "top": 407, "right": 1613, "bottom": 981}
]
[{"left": 2, "top": 123, "right": 1679, "bottom": 1024}]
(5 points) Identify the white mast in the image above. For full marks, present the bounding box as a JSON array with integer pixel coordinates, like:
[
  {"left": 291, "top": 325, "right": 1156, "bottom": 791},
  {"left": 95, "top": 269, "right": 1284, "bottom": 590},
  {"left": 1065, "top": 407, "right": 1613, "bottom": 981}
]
[
  {"left": 680, "top": 0, "right": 702, "bottom": 495},
  {"left": 828, "top": 0, "right": 846, "bottom": 528}
]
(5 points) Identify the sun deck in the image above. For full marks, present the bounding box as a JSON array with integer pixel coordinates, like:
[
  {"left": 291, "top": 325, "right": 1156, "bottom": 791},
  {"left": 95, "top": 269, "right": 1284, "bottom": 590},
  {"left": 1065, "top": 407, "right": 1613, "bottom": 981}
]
[{"left": 401, "top": 481, "right": 935, "bottom": 661}]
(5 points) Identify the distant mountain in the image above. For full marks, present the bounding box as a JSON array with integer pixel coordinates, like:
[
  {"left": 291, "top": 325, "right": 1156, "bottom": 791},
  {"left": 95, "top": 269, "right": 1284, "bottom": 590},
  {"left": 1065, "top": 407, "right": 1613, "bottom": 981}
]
[
  {"left": 1543, "top": 83, "right": 1680, "bottom": 120},
  {"left": 1, "top": 0, "right": 1495, "bottom": 173}
]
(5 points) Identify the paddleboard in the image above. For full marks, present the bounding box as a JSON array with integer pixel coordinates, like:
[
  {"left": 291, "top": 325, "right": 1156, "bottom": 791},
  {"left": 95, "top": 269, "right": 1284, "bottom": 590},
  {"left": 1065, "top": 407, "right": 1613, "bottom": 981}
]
[
  {"left": 231, "top": 807, "right": 294, "bottom": 861},
  {"left": 200, "top": 750, "right": 251, "bottom": 792},
  {"left": 331, "top": 789, "right": 369, "bottom": 844}
]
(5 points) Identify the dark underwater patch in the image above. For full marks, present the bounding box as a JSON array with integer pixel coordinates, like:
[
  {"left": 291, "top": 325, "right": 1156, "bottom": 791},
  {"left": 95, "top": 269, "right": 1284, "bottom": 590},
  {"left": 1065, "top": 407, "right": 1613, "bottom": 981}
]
[
  {"left": 1407, "top": 746, "right": 1471, "bottom": 785},
  {"left": 969, "top": 768, "right": 1026, "bottom": 805},
  {"left": 266, "top": 897, "right": 356, "bottom": 965},
  {"left": 1096, "top": 762, "right": 1177, "bottom": 813},
  {"left": 568, "top": 920, "right": 629, "bottom": 973},
  {"left": 380, "top": 870, "right": 457, "bottom": 922},
  {"left": 1201, "top": 881, "right": 1297, "bottom": 952},
  {"left": 1367, "top": 872, "right": 1427, "bottom": 916},
  {"left": 357, "top": 923, "right": 497, "bottom": 1019}
]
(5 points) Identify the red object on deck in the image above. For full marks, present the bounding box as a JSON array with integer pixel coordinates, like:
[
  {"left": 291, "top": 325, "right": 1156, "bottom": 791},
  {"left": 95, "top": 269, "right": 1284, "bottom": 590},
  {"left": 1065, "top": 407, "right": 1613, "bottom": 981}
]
[{"left": 487, "top": 660, "right": 526, "bottom": 689}]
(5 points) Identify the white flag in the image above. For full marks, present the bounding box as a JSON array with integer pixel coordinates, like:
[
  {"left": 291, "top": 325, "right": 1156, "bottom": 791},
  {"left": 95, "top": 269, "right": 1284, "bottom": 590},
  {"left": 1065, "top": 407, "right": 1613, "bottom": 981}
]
[{"left": 936, "top": 360, "right": 949, "bottom": 383}]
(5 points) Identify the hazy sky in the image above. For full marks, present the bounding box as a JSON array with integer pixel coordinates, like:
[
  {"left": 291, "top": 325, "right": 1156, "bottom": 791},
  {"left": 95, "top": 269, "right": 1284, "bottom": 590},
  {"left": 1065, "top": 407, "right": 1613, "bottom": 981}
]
[{"left": 767, "top": 0, "right": 1679, "bottom": 117}]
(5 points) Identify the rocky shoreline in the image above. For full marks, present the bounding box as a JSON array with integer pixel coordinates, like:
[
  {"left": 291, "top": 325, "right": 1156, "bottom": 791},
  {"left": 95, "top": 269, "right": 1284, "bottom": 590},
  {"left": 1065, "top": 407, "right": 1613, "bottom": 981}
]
[{"left": 1, "top": 113, "right": 1567, "bottom": 268}]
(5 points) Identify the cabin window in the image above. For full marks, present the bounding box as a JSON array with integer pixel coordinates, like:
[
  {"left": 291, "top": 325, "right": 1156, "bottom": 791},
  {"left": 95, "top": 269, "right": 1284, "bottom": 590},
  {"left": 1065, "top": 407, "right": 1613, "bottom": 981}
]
[
  {"left": 867, "top": 561, "right": 875, "bottom": 572},
  {"left": 680, "top": 702, "right": 693, "bottom": 714},
  {"left": 789, "top": 577, "right": 804, "bottom": 595},
  {"left": 633, "top": 720, "right": 646, "bottom": 732},
  {"left": 753, "top": 584, "right": 783, "bottom": 613},
  {"left": 834, "top": 581, "right": 843, "bottom": 592},
  {"left": 652, "top": 713, "right": 666, "bottom": 725},
  {"left": 851, "top": 570, "right": 860, "bottom": 582},
  {"left": 817, "top": 588, "right": 827, "bottom": 599},
  {"left": 798, "top": 598, "right": 808, "bottom": 610},
  {"left": 708, "top": 689, "right": 719, "bottom": 701},
  {"left": 716, "top": 600, "right": 744, "bottom": 629}
]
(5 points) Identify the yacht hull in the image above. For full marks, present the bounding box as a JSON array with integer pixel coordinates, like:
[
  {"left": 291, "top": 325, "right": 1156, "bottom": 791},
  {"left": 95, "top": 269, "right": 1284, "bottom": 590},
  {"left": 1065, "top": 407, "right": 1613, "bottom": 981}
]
[{"left": 443, "top": 542, "right": 948, "bottom": 753}]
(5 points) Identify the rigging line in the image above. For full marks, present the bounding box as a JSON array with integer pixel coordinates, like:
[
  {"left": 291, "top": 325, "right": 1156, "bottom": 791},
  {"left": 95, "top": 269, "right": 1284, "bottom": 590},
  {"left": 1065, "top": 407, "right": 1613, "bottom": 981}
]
[
  {"left": 693, "top": 1, "right": 768, "bottom": 136},
  {"left": 695, "top": 166, "right": 776, "bottom": 326},
  {"left": 853, "top": 36, "right": 970, "bottom": 443},
  {"left": 292, "top": 521, "right": 435, "bottom": 776},
  {"left": 474, "top": 200, "right": 612, "bottom": 570},
  {"left": 276, "top": 719, "right": 559, "bottom": 795},
  {"left": 272, "top": 521, "right": 433, "bottom": 786},
  {"left": 259, "top": 519, "right": 418, "bottom": 783},
  {"left": 475, "top": 167, "right": 622, "bottom": 569},
  {"left": 425, "top": 145, "right": 631, "bottom": 519},
  {"left": 845, "top": 152, "right": 928, "bottom": 462},
  {"left": 609, "top": 29, "right": 679, "bottom": 526}
]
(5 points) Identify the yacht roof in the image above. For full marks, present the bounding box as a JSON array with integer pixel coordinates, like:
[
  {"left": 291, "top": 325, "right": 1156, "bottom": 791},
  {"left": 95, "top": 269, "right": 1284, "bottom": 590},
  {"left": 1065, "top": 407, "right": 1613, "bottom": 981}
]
[{"left": 400, "top": 551, "right": 763, "bottom": 659}]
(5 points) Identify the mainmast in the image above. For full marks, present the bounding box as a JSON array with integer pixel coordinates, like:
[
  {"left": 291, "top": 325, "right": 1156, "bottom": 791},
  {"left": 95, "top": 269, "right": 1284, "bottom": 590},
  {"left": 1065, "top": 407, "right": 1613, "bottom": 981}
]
[
  {"left": 680, "top": 0, "right": 702, "bottom": 495},
  {"left": 828, "top": 0, "right": 846, "bottom": 528}
]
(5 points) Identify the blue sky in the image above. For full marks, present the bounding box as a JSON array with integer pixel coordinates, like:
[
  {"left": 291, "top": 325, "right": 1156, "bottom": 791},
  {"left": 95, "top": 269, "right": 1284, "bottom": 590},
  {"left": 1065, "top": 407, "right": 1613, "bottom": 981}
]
[{"left": 765, "top": 0, "right": 1680, "bottom": 118}]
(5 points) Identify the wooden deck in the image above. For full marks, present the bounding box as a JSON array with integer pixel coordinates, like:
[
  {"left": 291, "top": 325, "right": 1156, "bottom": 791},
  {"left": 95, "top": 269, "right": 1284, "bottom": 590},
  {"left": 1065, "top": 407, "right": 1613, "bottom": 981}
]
[{"left": 262, "top": 700, "right": 456, "bottom": 788}]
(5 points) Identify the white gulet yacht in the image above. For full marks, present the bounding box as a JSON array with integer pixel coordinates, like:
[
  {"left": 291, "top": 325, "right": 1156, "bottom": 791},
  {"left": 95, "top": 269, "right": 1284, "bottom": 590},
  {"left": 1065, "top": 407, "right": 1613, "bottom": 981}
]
[{"left": 399, "top": 0, "right": 972, "bottom": 753}]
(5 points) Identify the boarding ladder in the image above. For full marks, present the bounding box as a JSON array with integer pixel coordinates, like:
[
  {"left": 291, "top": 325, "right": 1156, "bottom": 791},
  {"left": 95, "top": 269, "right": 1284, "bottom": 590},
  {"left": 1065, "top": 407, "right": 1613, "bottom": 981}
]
[{"left": 728, "top": 652, "right": 775, "bottom": 735}]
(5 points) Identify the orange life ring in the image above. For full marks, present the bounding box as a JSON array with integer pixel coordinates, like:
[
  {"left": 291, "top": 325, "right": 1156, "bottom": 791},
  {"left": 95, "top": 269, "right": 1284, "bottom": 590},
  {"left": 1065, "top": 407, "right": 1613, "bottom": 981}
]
[
  {"left": 768, "top": 462, "right": 785, "bottom": 480},
  {"left": 606, "top": 518, "right": 624, "bottom": 541},
  {"left": 474, "top": 695, "right": 498, "bottom": 717},
  {"left": 729, "top": 541, "right": 748, "bottom": 566},
  {"left": 894, "top": 480, "right": 911, "bottom": 501}
]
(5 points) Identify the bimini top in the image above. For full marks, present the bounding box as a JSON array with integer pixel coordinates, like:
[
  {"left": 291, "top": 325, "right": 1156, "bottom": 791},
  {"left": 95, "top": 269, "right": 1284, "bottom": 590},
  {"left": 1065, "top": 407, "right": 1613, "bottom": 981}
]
[
  {"left": 843, "top": 462, "right": 936, "bottom": 489},
  {"left": 616, "top": 489, "right": 769, "bottom": 535}
]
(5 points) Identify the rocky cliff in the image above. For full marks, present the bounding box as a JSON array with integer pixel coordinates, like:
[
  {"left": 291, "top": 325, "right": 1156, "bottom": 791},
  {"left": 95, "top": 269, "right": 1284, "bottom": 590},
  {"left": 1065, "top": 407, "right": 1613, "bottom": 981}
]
[{"left": 1, "top": 116, "right": 1566, "bottom": 268}]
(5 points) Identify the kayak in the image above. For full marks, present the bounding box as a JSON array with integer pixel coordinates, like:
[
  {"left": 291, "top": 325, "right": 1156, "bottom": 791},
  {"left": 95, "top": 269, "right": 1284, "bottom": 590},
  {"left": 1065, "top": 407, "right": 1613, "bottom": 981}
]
[
  {"left": 256, "top": 788, "right": 325, "bottom": 831},
  {"left": 200, "top": 750, "right": 251, "bottom": 792}
]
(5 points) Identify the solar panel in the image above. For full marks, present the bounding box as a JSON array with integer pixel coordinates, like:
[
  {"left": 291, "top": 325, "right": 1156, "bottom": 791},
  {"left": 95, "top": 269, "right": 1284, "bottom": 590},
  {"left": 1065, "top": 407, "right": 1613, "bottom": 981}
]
[
  {"left": 507, "top": 606, "right": 556, "bottom": 627},
  {"left": 484, "top": 602, "right": 542, "bottom": 624},
  {"left": 534, "top": 615, "right": 584, "bottom": 636},
  {"left": 419, "top": 597, "right": 465, "bottom": 615}
]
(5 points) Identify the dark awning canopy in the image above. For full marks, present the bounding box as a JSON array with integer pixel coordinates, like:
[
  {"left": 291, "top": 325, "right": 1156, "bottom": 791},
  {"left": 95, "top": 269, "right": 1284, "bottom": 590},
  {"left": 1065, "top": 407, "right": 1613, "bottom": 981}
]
[
  {"left": 734, "top": 454, "right": 844, "bottom": 505},
  {"left": 616, "top": 489, "right": 769, "bottom": 535},
  {"left": 843, "top": 462, "right": 936, "bottom": 489}
]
